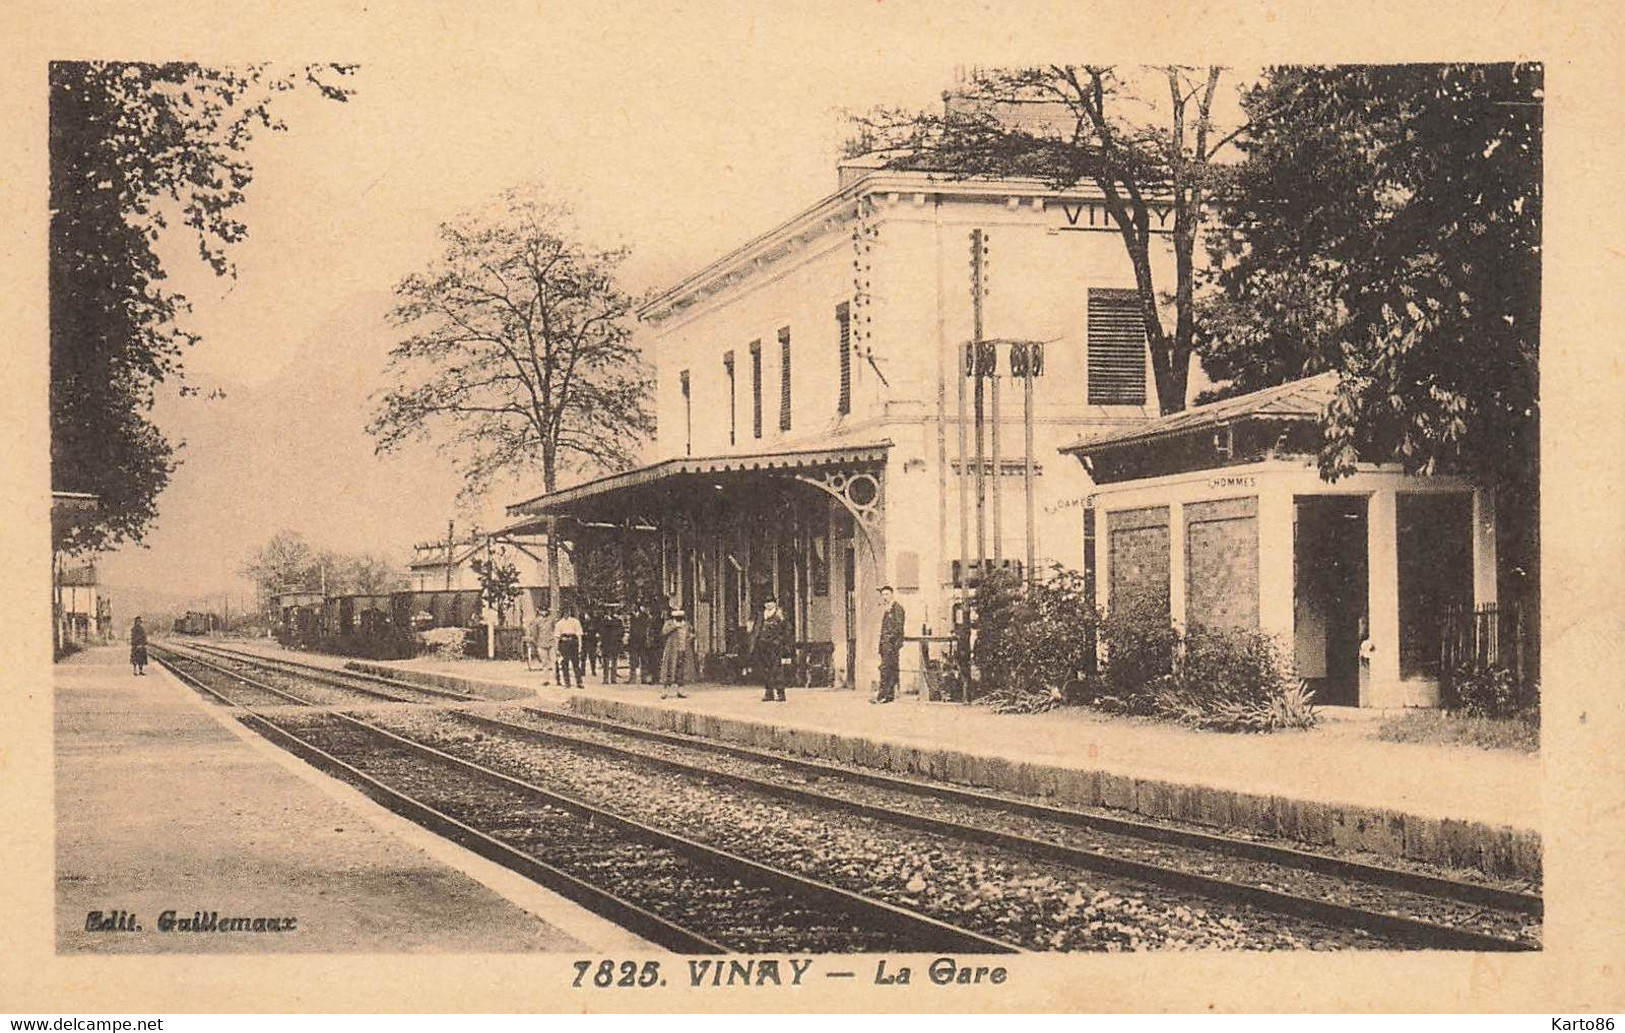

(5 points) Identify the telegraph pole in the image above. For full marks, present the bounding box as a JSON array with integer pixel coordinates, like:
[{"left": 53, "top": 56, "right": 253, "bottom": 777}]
[
  {"left": 445, "top": 520, "right": 455, "bottom": 591},
  {"left": 991, "top": 346, "right": 1003, "bottom": 564},
  {"left": 970, "top": 229, "right": 988, "bottom": 574},
  {"left": 956, "top": 296, "right": 971, "bottom": 691},
  {"left": 1023, "top": 342, "right": 1037, "bottom": 588}
]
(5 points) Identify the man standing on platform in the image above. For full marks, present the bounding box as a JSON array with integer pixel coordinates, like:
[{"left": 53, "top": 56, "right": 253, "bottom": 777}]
[
  {"left": 528, "top": 607, "right": 555, "bottom": 685},
  {"left": 873, "top": 586, "right": 905, "bottom": 704},
  {"left": 756, "top": 597, "right": 792, "bottom": 703},
  {"left": 554, "top": 608, "right": 584, "bottom": 688}
]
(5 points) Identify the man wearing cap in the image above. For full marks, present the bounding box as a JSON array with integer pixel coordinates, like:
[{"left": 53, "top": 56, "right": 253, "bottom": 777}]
[
  {"left": 754, "top": 597, "right": 793, "bottom": 703},
  {"left": 873, "top": 586, "right": 905, "bottom": 704}
]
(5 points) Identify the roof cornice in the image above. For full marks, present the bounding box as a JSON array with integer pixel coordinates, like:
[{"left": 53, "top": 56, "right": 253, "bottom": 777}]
[{"left": 637, "top": 169, "right": 1129, "bottom": 325}]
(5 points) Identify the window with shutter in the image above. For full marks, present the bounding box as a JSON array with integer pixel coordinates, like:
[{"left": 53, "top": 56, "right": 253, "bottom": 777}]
[
  {"left": 723, "top": 350, "right": 736, "bottom": 446},
  {"left": 679, "top": 369, "right": 692, "bottom": 455},
  {"left": 836, "top": 303, "right": 851, "bottom": 415},
  {"left": 779, "top": 326, "right": 792, "bottom": 432},
  {"left": 1087, "top": 287, "right": 1148, "bottom": 406},
  {"left": 749, "top": 340, "right": 762, "bottom": 439}
]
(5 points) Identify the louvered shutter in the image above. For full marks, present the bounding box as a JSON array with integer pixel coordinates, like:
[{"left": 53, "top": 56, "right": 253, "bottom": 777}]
[
  {"left": 779, "top": 327, "right": 792, "bottom": 431},
  {"left": 836, "top": 303, "right": 851, "bottom": 415},
  {"left": 750, "top": 340, "right": 762, "bottom": 439},
  {"left": 1087, "top": 287, "right": 1148, "bottom": 405}
]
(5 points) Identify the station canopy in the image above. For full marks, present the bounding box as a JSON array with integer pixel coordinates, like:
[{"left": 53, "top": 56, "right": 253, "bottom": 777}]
[{"left": 500, "top": 439, "right": 891, "bottom": 535}]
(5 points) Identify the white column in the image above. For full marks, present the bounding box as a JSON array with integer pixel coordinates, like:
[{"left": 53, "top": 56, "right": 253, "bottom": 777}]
[
  {"left": 1256, "top": 488, "right": 1295, "bottom": 645},
  {"left": 1473, "top": 487, "right": 1499, "bottom": 608},
  {"left": 1366, "top": 488, "right": 1402, "bottom": 706},
  {"left": 1168, "top": 501, "right": 1186, "bottom": 630},
  {"left": 1095, "top": 506, "right": 1112, "bottom": 617}
]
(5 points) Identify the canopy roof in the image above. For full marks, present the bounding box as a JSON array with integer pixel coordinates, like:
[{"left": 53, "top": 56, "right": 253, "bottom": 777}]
[{"left": 502, "top": 439, "right": 891, "bottom": 533}]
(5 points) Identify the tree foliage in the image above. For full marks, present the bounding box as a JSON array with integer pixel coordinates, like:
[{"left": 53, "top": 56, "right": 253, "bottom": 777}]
[
  {"left": 470, "top": 555, "right": 523, "bottom": 623},
  {"left": 853, "top": 65, "right": 1237, "bottom": 413},
  {"left": 1198, "top": 63, "right": 1542, "bottom": 488},
  {"left": 369, "top": 188, "right": 654, "bottom": 498},
  {"left": 239, "top": 529, "right": 401, "bottom": 600},
  {"left": 50, "top": 61, "right": 355, "bottom": 553}
]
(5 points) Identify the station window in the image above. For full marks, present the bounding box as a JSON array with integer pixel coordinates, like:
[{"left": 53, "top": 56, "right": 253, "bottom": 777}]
[
  {"left": 1087, "top": 287, "right": 1148, "bottom": 406},
  {"left": 779, "top": 326, "right": 792, "bottom": 432},
  {"left": 836, "top": 302, "right": 851, "bottom": 415},
  {"left": 679, "top": 368, "right": 691, "bottom": 455},
  {"left": 723, "top": 350, "right": 736, "bottom": 446},
  {"left": 749, "top": 340, "right": 763, "bottom": 439}
]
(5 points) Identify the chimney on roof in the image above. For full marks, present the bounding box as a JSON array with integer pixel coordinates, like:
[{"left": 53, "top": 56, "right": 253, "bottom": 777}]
[{"left": 837, "top": 154, "right": 886, "bottom": 192}]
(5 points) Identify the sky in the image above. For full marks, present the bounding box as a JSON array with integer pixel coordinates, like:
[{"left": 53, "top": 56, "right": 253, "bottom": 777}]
[
  {"left": 73, "top": 2, "right": 1284, "bottom": 621},
  {"left": 96, "top": 9, "right": 991, "bottom": 611}
]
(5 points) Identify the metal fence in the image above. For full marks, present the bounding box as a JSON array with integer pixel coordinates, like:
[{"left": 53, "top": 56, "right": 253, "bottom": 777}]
[{"left": 1439, "top": 602, "right": 1535, "bottom": 706}]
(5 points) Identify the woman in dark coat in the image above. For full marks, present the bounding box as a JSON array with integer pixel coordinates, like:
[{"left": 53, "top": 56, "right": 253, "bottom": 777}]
[{"left": 129, "top": 617, "right": 148, "bottom": 676}]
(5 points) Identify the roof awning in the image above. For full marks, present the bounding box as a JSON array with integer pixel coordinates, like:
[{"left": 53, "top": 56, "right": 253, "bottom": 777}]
[
  {"left": 1060, "top": 372, "right": 1337, "bottom": 459},
  {"left": 501, "top": 440, "right": 891, "bottom": 534}
]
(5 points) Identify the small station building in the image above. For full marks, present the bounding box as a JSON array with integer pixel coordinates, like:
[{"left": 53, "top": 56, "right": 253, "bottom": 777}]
[{"left": 1060, "top": 374, "right": 1499, "bottom": 709}]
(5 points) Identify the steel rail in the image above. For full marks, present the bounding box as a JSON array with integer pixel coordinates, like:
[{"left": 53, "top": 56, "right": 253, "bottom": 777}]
[
  {"left": 173, "top": 642, "right": 451, "bottom": 705},
  {"left": 516, "top": 702, "right": 1543, "bottom": 916},
  {"left": 195, "top": 646, "right": 1543, "bottom": 925},
  {"left": 154, "top": 651, "right": 725, "bottom": 953},
  {"left": 156, "top": 649, "right": 1018, "bottom": 955},
  {"left": 435, "top": 707, "right": 1536, "bottom": 953},
  {"left": 184, "top": 642, "right": 480, "bottom": 703}
]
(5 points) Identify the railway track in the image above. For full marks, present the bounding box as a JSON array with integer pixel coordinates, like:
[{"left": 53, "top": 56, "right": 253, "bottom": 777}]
[
  {"left": 153, "top": 645, "right": 1017, "bottom": 955},
  {"left": 166, "top": 644, "right": 1542, "bottom": 952},
  {"left": 171, "top": 641, "right": 476, "bottom": 705}
]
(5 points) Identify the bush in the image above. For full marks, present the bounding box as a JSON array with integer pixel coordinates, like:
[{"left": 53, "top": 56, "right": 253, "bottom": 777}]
[
  {"left": 971, "top": 568, "right": 1040, "bottom": 691},
  {"left": 420, "top": 626, "right": 466, "bottom": 659},
  {"left": 1154, "top": 624, "right": 1315, "bottom": 732},
  {"left": 1450, "top": 664, "right": 1524, "bottom": 719},
  {"left": 975, "top": 684, "right": 1065, "bottom": 714},
  {"left": 972, "top": 565, "right": 1101, "bottom": 701},
  {"left": 1094, "top": 592, "right": 1178, "bottom": 714}
]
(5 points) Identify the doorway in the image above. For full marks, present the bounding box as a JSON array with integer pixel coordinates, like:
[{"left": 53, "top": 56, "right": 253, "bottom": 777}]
[
  {"left": 1396, "top": 493, "right": 1473, "bottom": 679},
  {"left": 1294, "top": 496, "right": 1369, "bottom": 706}
]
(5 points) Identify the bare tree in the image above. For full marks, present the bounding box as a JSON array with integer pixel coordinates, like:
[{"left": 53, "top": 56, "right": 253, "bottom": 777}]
[
  {"left": 854, "top": 66, "right": 1236, "bottom": 414},
  {"left": 369, "top": 186, "right": 653, "bottom": 609}
]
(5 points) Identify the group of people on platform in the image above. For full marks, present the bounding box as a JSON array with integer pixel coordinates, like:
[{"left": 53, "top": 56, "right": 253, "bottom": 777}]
[{"left": 522, "top": 587, "right": 908, "bottom": 706}]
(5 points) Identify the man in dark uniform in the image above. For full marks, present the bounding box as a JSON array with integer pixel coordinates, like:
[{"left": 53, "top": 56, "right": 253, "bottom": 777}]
[
  {"left": 873, "top": 585, "right": 905, "bottom": 703},
  {"left": 627, "top": 605, "right": 649, "bottom": 683},
  {"left": 598, "top": 608, "right": 624, "bottom": 684},
  {"left": 755, "top": 597, "right": 792, "bottom": 702}
]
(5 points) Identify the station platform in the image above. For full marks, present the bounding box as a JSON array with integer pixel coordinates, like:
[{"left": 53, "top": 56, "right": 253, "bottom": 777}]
[
  {"left": 223, "top": 639, "right": 1542, "bottom": 881},
  {"left": 54, "top": 645, "right": 651, "bottom": 953}
]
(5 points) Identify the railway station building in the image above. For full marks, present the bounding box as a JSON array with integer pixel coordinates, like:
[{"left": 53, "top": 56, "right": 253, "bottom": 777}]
[
  {"left": 504, "top": 158, "right": 1176, "bottom": 690},
  {"left": 1060, "top": 374, "right": 1502, "bottom": 709}
]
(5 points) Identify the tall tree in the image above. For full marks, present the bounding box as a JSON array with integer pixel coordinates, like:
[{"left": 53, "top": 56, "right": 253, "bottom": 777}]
[
  {"left": 239, "top": 529, "right": 315, "bottom": 601},
  {"left": 344, "top": 553, "right": 404, "bottom": 595},
  {"left": 50, "top": 61, "right": 355, "bottom": 554},
  {"left": 369, "top": 187, "right": 654, "bottom": 610},
  {"left": 853, "top": 65, "right": 1238, "bottom": 413},
  {"left": 1198, "top": 64, "right": 1541, "bottom": 488}
]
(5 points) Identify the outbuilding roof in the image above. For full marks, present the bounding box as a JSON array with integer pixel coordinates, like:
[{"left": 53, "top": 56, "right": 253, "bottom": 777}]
[{"left": 1060, "top": 373, "right": 1339, "bottom": 457}]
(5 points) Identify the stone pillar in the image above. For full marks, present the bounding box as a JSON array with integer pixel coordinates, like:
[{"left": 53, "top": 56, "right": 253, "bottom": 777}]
[
  {"left": 1473, "top": 487, "right": 1499, "bottom": 608},
  {"left": 1365, "top": 488, "right": 1402, "bottom": 707},
  {"left": 1256, "top": 488, "right": 1295, "bottom": 646}
]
